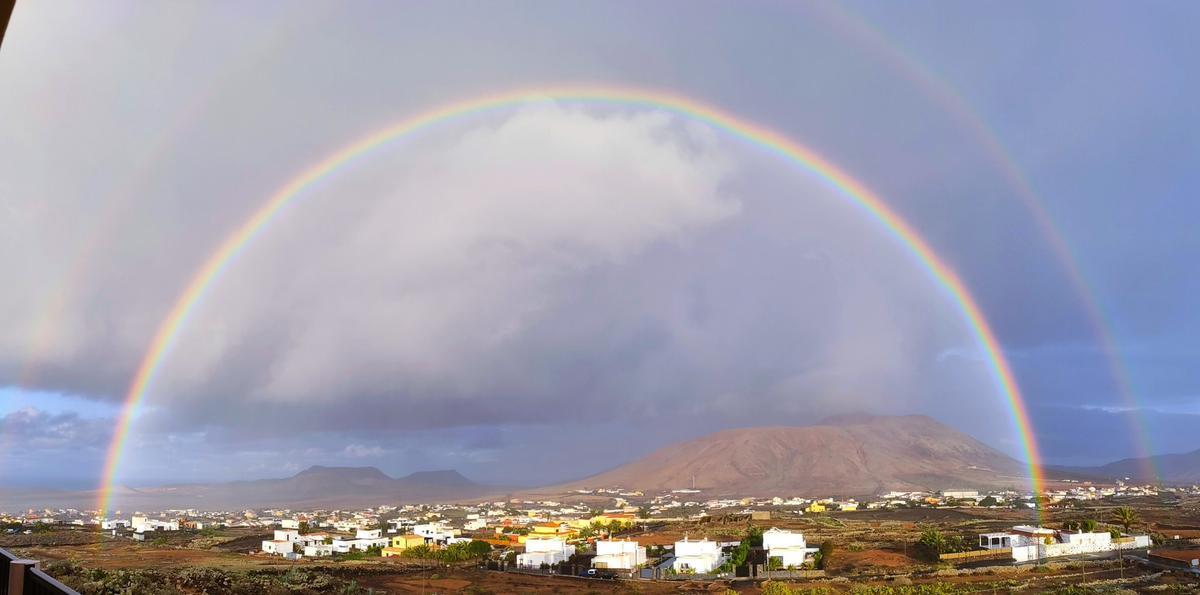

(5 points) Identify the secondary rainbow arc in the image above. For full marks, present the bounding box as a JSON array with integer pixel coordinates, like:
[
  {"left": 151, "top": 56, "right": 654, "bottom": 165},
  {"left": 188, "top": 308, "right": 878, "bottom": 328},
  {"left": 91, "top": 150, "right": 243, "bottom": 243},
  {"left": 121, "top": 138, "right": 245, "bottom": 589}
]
[
  {"left": 98, "top": 86, "right": 1046, "bottom": 518},
  {"left": 809, "top": 0, "right": 1159, "bottom": 481}
]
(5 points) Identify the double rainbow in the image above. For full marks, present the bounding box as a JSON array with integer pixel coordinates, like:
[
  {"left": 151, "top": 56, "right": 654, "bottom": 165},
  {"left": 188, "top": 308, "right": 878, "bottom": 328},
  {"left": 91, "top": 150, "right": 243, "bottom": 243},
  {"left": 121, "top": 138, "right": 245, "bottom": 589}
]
[{"left": 98, "top": 86, "right": 1045, "bottom": 516}]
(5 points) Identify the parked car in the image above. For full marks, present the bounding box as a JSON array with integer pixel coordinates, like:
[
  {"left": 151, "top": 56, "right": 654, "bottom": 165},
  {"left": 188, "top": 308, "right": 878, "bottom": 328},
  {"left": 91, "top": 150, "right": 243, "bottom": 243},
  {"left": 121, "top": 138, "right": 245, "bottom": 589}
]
[{"left": 581, "top": 568, "right": 617, "bottom": 579}]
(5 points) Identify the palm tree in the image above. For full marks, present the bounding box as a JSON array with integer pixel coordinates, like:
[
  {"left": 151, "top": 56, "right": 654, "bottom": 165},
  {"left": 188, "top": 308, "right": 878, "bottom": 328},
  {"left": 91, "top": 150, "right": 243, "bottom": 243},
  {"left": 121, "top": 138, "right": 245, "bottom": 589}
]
[{"left": 1111, "top": 507, "right": 1139, "bottom": 533}]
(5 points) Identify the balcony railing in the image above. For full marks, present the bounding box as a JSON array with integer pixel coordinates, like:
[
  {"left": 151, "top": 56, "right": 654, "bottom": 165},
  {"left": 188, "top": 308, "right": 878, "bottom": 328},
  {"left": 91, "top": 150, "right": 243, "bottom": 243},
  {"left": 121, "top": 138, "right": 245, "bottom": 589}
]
[{"left": 0, "top": 548, "right": 80, "bottom": 595}]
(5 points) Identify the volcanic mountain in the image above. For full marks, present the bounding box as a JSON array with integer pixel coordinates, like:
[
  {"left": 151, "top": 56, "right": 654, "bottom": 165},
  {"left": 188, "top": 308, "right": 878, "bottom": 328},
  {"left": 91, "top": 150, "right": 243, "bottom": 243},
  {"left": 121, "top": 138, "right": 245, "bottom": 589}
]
[{"left": 560, "top": 414, "right": 1031, "bottom": 496}]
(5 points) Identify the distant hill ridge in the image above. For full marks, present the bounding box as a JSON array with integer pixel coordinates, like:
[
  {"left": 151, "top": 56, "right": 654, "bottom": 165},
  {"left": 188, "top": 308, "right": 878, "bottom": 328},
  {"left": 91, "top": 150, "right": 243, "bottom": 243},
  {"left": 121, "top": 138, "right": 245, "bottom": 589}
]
[
  {"left": 110, "top": 466, "right": 494, "bottom": 510},
  {"left": 5, "top": 414, "right": 1198, "bottom": 511},
  {"left": 1055, "top": 448, "right": 1200, "bottom": 484}
]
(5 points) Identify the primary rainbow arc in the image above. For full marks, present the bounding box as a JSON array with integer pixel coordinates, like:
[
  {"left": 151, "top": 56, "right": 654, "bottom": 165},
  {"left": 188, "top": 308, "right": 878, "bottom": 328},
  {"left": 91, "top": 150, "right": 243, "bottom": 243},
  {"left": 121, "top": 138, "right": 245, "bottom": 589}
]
[{"left": 98, "top": 86, "right": 1046, "bottom": 518}]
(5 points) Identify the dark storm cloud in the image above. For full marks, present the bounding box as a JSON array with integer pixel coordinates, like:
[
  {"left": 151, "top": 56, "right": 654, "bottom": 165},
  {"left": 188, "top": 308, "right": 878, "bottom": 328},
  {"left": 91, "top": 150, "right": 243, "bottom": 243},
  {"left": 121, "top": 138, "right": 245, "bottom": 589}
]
[{"left": 0, "top": 408, "right": 112, "bottom": 452}]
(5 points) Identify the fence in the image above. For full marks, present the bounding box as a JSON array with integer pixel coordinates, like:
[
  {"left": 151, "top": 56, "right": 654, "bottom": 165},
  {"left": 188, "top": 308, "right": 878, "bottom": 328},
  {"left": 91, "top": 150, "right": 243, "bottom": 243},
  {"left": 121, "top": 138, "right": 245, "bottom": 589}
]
[
  {"left": 0, "top": 549, "right": 79, "bottom": 595},
  {"left": 758, "top": 569, "right": 825, "bottom": 579},
  {"left": 940, "top": 548, "right": 1012, "bottom": 562}
]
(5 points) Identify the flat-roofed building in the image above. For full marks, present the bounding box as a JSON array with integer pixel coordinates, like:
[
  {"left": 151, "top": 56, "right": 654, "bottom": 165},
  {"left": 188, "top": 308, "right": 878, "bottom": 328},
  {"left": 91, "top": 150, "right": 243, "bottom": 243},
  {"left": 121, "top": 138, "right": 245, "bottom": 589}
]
[
  {"left": 762, "top": 527, "right": 818, "bottom": 567},
  {"left": 672, "top": 537, "right": 723, "bottom": 574},
  {"left": 516, "top": 538, "right": 575, "bottom": 568},
  {"left": 592, "top": 539, "right": 646, "bottom": 569}
]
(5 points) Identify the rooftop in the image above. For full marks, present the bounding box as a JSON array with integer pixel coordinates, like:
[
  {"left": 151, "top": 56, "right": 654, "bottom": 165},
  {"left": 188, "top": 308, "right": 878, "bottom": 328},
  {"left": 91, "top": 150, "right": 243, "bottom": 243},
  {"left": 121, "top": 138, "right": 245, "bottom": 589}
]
[{"left": 1149, "top": 549, "right": 1200, "bottom": 563}]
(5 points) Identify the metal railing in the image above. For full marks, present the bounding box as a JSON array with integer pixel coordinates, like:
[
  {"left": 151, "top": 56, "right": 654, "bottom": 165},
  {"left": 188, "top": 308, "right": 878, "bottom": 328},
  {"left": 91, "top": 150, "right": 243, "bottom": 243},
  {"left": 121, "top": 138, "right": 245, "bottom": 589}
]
[{"left": 0, "top": 549, "right": 79, "bottom": 595}]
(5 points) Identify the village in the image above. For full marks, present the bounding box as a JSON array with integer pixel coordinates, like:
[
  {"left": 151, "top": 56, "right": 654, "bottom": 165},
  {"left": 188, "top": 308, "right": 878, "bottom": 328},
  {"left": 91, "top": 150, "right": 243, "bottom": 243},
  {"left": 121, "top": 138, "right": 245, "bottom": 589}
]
[{"left": 4, "top": 479, "right": 1199, "bottom": 592}]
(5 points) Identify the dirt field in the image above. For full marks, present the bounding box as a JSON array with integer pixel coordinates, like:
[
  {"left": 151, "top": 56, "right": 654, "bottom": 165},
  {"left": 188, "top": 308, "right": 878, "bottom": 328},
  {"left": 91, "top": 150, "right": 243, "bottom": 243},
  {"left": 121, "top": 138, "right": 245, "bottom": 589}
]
[
  {"left": 354, "top": 569, "right": 686, "bottom": 594},
  {"left": 8, "top": 497, "right": 1200, "bottom": 593}
]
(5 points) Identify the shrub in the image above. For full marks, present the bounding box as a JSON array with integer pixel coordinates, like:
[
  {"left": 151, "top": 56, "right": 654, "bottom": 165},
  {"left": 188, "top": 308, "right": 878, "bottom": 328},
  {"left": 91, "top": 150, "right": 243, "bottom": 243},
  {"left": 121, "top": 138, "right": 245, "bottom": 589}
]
[{"left": 761, "top": 581, "right": 794, "bottom": 595}]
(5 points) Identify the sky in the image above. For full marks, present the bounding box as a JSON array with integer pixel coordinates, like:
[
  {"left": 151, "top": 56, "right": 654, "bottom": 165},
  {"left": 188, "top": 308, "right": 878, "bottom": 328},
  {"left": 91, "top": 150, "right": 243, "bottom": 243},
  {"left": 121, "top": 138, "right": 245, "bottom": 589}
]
[{"left": 1, "top": 1, "right": 1197, "bottom": 489}]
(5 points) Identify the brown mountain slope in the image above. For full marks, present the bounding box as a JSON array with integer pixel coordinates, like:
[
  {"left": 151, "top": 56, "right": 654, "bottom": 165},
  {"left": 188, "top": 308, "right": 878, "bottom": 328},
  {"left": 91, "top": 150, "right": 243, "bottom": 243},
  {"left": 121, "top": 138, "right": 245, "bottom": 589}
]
[{"left": 562, "top": 414, "right": 1030, "bottom": 496}]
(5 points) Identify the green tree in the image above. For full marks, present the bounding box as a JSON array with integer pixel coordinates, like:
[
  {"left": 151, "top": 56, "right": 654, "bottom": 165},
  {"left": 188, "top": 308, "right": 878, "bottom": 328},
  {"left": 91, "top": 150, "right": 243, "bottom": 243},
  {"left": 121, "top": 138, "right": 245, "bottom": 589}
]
[
  {"left": 466, "top": 540, "right": 492, "bottom": 560},
  {"left": 729, "top": 526, "right": 764, "bottom": 568},
  {"left": 1081, "top": 519, "right": 1098, "bottom": 532},
  {"left": 402, "top": 544, "right": 435, "bottom": 559},
  {"left": 637, "top": 506, "right": 650, "bottom": 519},
  {"left": 979, "top": 496, "right": 998, "bottom": 507},
  {"left": 730, "top": 540, "right": 751, "bottom": 567},
  {"left": 1111, "top": 507, "right": 1139, "bottom": 533},
  {"left": 746, "top": 525, "right": 764, "bottom": 547},
  {"left": 916, "top": 527, "right": 947, "bottom": 561},
  {"left": 298, "top": 521, "right": 310, "bottom": 535},
  {"left": 943, "top": 535, "right": 967, "bottom": 553}
]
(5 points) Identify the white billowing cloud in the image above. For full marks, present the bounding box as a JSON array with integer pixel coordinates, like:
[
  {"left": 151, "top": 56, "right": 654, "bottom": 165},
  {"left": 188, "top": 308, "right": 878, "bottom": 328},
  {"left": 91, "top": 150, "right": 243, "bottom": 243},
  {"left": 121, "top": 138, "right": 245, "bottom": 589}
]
[
  {"left": 342, "top": 444, "right": 386, "bottom": 458},
  {"left": 158, "top": 105, "right": 740, "bottom": 406}
]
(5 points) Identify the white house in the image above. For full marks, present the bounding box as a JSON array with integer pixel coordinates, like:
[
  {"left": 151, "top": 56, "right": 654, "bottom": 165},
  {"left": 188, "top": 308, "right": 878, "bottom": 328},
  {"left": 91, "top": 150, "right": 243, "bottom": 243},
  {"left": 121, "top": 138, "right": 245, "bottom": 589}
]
[
  {"left": 762, "top": 528, "right": 818, "bottom": 568},
  {"left": 332, "top": 536, "right": 389, "bottom": 553},
  {"left": 332, "top": 537, "right": 363, "bottom": 553},
  {"left": 387, "top": 519, "right": 416, "bottom": 534},
  {"left": 356, "top": 528, "right": 382, "bottom": 540},
  {"left": 672, "top": 537, "right": 724, "bottom": 574},
  {"left": 274, "top": 529, "right": 301, "bottom": 543},
  {"left": 979, "top": 532, "right": 1015, "bottom": 549},
  {"left": 101, "top": 520, "right": 129, "bottom": 530},
  {"left": 979, "top": 525, "right": 1061, "bottom": 555},
  {"left": 261, "top": 540, "right": 294, "bottom": 555},
  {"left": 592, "top": 539, "right": 646, "bottom": 570},
  {"left": 304, "top": 543, "right": 334, "bottom": 557},
  {"left": 517, "top": 538, "right": 575, "bottom": 568},
  {"left": 131, "top": 516, "right": 180, "bottom": 532},
  {"left": 941, "top": 489, "right": 980, "bottom": 500},
  {"left": 297, "top": 532, "right": 330, "bottom": 546},
  {"left": 281, "top": 519, "right": 301, "bottom": 529},
  {"left": 413, "top": 522, "right": 457, "bottom": 546},
  {"left": 980, "top": 526, "right": 1152, "bottom": 563}
]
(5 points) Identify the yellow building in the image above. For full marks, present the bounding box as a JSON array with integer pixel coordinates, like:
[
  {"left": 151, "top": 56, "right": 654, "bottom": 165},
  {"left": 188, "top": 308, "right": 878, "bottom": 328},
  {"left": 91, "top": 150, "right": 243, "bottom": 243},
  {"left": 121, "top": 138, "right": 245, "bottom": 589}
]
[
  {"left": 390, "top": 534, "right": 426, "bottom": 549},
  {"left": 381, "top": 547, "right": 406, "bottom": 558},
  {"left": 529, "top": 522, "right": 579, "bottom": 539},
  {"left": 589, "top": 513, "right": 636, "bottom": 527},
  {"left": 804, "top": 502, "right": 826, "bottom": 513}
]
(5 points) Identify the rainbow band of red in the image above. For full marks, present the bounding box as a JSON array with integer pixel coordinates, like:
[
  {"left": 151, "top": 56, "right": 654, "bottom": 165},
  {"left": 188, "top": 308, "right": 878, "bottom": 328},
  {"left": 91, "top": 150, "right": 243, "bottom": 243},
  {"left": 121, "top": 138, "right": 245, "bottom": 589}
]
[{"left": 98, "top": 86, "right": 1045, "bottom": 516}]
